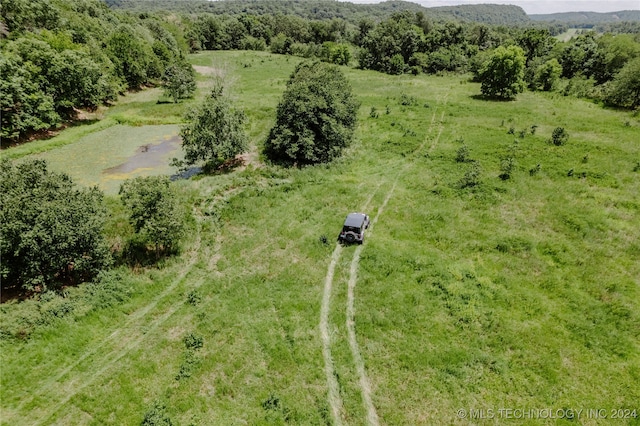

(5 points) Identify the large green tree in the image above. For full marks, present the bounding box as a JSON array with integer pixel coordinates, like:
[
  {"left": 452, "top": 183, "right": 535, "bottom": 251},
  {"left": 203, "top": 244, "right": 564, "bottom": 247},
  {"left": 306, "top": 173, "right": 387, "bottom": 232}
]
[
  {"left": 604, "top": 57, "right": 640, "bottom": 109},
  {"left": 106, "top": 24, "right": 157, "bottom": 89},
  {"left": 479, "top": 45, "right": 526, "bottom": 100},
  {"left": 517, "top": 28, "right": 555, "bottom": 66},
  {"left": 48, "top": 49, "right": 116, "bottom": 111},
  {"left": 558, "top": 33, "right": 599, "bottom": 79},
  {"left": 119, "top": 176, "right": 185, "bottom": 256},
  {"left": 162, "top": 59, "right": 196, "bottom": 103},
  {"left": 534, "top": 58, "right": 562, "bottom": 91},
  {"left": 264, "top": 61, "right": 360, "bottom": 165},
  {"left": 0, "top": 52, "right": 60, "bottom": 141},
  {"left": 0, "top": 159, "right": 110, "bottom": 291},
  {"left": 178, "top": 84, "right": 248, "bottom": 169}
]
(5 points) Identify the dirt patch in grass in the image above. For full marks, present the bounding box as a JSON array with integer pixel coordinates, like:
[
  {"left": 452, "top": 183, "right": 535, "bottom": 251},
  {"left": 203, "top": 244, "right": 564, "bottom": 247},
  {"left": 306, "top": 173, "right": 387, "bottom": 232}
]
[{"left": 193, "top": 65, "right": 225, "bottom": 77}]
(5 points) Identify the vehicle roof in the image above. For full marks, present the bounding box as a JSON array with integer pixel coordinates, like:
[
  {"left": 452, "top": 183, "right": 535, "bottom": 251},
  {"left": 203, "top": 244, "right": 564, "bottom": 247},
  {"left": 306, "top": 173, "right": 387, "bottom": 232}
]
[{"left": 344, "top": 213, "right": 366, "bottom": 227}]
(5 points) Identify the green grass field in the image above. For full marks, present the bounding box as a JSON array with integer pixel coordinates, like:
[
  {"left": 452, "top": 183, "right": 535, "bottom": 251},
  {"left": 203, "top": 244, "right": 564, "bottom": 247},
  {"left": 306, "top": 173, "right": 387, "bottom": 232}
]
[
  {"left": 1, "top": 51, "right": 639, "bottom": 425},
  {"left": 555, "top": 28, "right": 580, "bottom": 42}
]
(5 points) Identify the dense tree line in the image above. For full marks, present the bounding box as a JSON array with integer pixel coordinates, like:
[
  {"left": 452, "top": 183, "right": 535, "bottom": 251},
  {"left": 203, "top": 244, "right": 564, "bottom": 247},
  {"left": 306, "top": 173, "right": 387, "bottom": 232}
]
[
  {"left": 595, "top": 22, "right": 640, "bottom": 34},
  {"left": 0, "top": 0, "right": 189, "bottom": 143},
  {"left": 2, "top": 0, "right": 639, "bottom": 143}
]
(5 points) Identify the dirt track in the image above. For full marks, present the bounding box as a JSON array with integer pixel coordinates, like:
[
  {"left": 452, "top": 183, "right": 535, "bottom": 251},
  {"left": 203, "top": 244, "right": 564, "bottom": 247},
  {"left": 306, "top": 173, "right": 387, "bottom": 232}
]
[{"left": 319, "top": 97, "right": 446, "bottom": 425}]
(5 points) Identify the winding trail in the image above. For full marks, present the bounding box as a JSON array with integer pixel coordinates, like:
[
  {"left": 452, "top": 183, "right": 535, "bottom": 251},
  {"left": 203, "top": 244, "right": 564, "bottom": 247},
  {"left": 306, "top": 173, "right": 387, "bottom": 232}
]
[
  {"left": 13, "top": 209, "right": 206, "bottom": 426},
  {"left": 34, "top": 278, "right": 205, "bottom": 425},
  {"left": 322, "top": 96, "right": 446, "bottom": 425}
]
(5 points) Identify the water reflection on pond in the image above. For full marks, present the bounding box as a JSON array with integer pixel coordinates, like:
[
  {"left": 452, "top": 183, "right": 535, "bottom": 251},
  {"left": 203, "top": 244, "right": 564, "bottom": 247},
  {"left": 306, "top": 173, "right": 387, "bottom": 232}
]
[{"left": 103, "top": 135, "right": 181, "bottom": 175}]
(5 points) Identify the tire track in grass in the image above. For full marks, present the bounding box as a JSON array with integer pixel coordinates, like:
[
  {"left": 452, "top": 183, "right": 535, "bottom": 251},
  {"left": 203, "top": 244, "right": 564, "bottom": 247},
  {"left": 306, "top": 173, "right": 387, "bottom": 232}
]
[
  {"left": 344, "top": 101, "right": 446, "bottom": 425},
  {"left": 321, "top": 93, "right": 447, "bottom": 424},
  {"left": 32, "top": 277, "right": 205, "bottom": 426},
  {"left": 320, "top": 243, "right": 345, "bottom": 426},
  {"left": 345, "top": 184, "right": 395, "bottom": 426},
  {"left": 11, "top": 209, "right": 204, "bottom": 426},
  {"left": 319, "top": 183, "right": 383, "bottom": 426}
]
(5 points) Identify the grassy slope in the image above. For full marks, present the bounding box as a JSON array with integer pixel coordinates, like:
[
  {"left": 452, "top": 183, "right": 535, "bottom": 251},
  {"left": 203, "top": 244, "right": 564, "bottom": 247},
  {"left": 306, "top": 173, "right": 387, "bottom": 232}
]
[{"left": 1, "top": 51, "right": 639, "bottom": 425}]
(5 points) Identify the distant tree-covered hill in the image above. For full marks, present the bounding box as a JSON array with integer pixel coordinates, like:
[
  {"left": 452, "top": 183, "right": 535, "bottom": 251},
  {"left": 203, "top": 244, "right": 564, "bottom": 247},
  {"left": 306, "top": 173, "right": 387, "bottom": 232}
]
[
  {"left": 430, "top": 4, "right": 528, "bottom": 25},
  {"left": 530, "top": 10, "right": 640, "bottom": 23},
  {"left": 104, "top": 0, "right": 435, "bottom": 21},
  {"left": 103, "top": 0, "right": 530, "bottom": 25}
]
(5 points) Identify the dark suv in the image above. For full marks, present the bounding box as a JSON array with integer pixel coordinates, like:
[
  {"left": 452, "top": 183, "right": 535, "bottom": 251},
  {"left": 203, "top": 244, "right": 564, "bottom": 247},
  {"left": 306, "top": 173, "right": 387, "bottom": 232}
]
[{"left": 338, "top": 213, "right": 370, "bottom": 244}]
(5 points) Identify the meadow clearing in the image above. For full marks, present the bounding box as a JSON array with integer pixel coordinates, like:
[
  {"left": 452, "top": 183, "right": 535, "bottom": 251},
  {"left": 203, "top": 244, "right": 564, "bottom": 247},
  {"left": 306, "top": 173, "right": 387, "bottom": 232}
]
[{"left": 1, "top": 50, "right": 639, "bottom": 425}]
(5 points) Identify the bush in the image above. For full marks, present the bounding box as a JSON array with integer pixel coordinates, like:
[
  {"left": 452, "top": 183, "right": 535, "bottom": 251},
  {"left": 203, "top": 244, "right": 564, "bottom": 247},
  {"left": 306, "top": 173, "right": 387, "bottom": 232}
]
[
  {"left": 86, "top": 269, "right": 133, "bottom": 310},
  {"left": 455, "top": 144, "right": 471, "bottom": 163},
  {"left": 409, "top": 52, "right": 429, "bottom": 73},
  {"left": 320, "top": 42, "right": 351, "bottom": 65},
  {"left": 458, "top": 161, "right": 482, "bottom": 188},
  {"left": 183, "top": 333, "right": 204, "bottom": 350},
  {"left": 186, "top": 290, "right": 201, "bottom": 306},
  {"left": 270, "top": 33, "right": 292, "bottom": 55},
  {"left": 534, "top": 58, "right": 562, "bottom": 91},
  {"left": 0, "top": 269, "right": 132, "bottom": 340},
  {"left": 604, "top": 57, "right": 640, "bottom": 109},
  {"left": 290, "top": 42, "right": 311, "bottom": 57},
  {"left": 240, "top": 36, "right": 266, "bottom": 51},
  {"left": 529, "top": 164, "right": 541, "bottom": 176},
  {"left": 264, "top": 61, "right": 360, "bottom": 165},
  {"left": 562, "top": 76, "right": 597, "bottom": 99},
  {"left": 550, "top": 127, "right": 569, "bottom": 146},
  {"left": 499, "top": 157, "right": 516, "bottom": 180},
  {"left": 141, "top": 401, "right": 174, "bottom": 426},
  {"left": 399, "top": 93, "right": 418, "bottom": 106},
  {"left": 387, "top": 54, "right": 405, "bottom": 75},
  {"left": 119, "top": 176, "right": 185, "bottom": 257}
]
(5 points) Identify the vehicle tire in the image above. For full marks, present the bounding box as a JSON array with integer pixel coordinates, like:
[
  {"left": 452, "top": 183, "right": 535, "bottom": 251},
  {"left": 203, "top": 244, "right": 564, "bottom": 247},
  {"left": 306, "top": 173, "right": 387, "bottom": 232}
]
[{"left": 345, "top": 233, "right": 355, "bottom": 243}]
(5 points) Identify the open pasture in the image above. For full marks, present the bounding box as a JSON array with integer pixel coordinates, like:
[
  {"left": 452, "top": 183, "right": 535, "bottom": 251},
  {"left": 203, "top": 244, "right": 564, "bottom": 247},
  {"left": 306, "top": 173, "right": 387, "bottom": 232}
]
[{"left": 1, "top": 50, "right": 639, "bottom": 425}]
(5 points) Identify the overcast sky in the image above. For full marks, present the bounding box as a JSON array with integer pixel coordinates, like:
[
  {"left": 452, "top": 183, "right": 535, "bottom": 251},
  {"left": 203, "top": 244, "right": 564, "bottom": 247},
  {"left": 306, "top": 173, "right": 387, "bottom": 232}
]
[{"left": 341, "top": 0, "right": 640, "bottom": 14}]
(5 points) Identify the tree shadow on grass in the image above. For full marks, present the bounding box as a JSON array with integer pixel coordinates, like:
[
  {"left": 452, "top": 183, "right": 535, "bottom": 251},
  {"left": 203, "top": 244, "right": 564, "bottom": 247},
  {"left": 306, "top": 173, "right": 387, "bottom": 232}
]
[
  {"left": 116, "top": 238, "right": 178, "bottom": 269},
  {"left": 209, "top": 157, "right": 245, "bottom": 175},
  {"left": 0, "top": 283, "right": 34, "bottom": 303},
  {"left": 171, "top": 157, "right": 245, "bottom": 181},
  {"left": 171, "top": 166, "right": 202, "bottom": 181},
  {"left": 470, "top": 94, "right": 517, "bottom": 102},
  {"left": 0, "top": 118, "right": 102, "bottom": 149}
]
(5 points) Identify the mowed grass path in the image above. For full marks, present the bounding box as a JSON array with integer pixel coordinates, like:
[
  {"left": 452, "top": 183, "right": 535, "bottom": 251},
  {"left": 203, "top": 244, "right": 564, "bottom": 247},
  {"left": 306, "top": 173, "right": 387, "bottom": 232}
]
[{"left": 1, "top": 51, "right": 639, "bottom": 425}]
